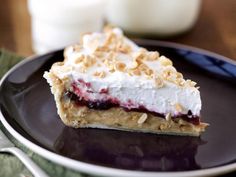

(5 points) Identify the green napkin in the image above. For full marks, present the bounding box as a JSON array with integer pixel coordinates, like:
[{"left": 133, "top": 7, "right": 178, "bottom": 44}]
[{"left": 0, "top": 49, "right": 88, "bottom": 177}]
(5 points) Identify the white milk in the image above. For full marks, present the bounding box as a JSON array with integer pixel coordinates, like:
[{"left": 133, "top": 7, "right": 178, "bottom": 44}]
[
  {"left": 106, "top": 0, "right": 201, "bottom": 37},
  {"left": 28, "top": 0, "right": 105, "bottom": 54}
]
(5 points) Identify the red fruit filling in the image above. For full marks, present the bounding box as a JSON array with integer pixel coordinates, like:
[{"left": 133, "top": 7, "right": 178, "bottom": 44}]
[{"left": 64, "top": 90, "right": 200, "bottom": 125}]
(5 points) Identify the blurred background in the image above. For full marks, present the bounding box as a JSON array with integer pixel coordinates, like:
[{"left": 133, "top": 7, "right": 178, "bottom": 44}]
[{"left": 0, "top": 0, "right": 235, "bottom": 60}]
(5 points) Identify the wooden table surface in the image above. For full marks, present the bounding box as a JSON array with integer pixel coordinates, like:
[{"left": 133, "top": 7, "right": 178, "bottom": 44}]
[
  {"left": 0, "top": 0, "right": 236, "bottom": 60},
  {"left": 0, "top": 0, "right": 236, "bottom": 177}
]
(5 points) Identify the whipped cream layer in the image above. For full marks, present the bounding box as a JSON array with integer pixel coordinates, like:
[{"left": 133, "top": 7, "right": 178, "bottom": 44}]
[{"left": 45, "top": 27, "right": 201, "bottom": 117}]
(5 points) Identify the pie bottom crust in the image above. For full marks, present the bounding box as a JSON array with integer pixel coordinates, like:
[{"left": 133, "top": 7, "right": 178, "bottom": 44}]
[{"left": 47, "top": 72, "right": 208, "bottom": 136}]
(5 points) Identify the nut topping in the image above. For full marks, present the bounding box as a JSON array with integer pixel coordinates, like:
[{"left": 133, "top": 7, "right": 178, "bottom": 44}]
[
  {"left": 115, "top": 62, "right": 126, "bottom": 71},
  {"left": 63, "top": 26, "right": 199, "bottom": 90},
  {"left": 93, "top": 71, "right": 106, "bottom": 78},
  {"left": 165, "top": 113, "right": 171, "bottom": 121},
  {"left": 174, "top": 103, "right": 183, "bottom": 112},
  {"left": 155, "top": 76, "right": 164, "bottom": 88},
  {"left": 159, "top": 56, "right": 173, "bottom": 66},
  {"left": 147, "top": 51, "right": 159, "bottom": 61},
  {"left": 138, "top": 113, "right": 148, "bottom": 124}
]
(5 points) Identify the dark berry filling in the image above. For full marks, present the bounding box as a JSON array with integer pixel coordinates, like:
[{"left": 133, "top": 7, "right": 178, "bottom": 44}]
[
  {"left": 64, "top": 91, "right": 200, "bottom": 125},
  {"left": 65, "top": 91, "right": 119, "bottom": 110}
]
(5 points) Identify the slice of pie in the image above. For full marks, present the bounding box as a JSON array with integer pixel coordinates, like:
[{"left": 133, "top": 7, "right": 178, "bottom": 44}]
[{"left": 44, "top": 27, "right": 208, "bottom": 136}]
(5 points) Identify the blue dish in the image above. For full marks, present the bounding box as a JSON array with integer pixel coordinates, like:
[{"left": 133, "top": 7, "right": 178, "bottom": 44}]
[{"left": 0, "top": 40, "right": 236, "bottom": 176}]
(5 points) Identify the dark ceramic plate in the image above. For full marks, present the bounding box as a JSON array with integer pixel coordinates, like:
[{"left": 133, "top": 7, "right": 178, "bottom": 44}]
[{"left": 1, "top": 40, "right": 236, "bottom": 177}]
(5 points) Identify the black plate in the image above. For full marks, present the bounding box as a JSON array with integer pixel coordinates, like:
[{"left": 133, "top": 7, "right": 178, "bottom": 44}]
[{"left": 1, "top": 40, "right": 236, "bottom": 174}]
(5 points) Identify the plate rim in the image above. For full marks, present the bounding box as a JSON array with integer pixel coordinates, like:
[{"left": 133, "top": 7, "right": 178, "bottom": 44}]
[{"left": 1, "top": 40, "right": 236, "bottom": 177}]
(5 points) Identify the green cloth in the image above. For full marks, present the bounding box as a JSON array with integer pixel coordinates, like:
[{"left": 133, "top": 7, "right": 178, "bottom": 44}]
[{"left": 0, "top": 49, "right": 89, "bottom": 177}]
